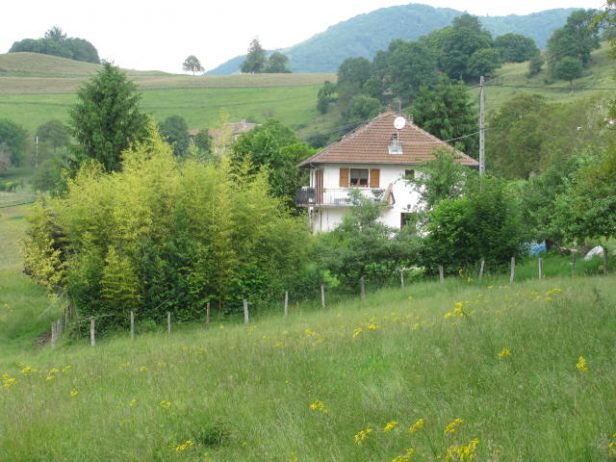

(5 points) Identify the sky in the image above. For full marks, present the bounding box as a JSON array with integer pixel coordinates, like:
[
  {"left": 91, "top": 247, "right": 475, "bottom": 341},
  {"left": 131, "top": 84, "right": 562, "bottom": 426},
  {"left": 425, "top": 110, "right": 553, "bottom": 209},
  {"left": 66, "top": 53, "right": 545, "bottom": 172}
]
[{"left": 0, "top": 0, "right": 606, "bottom": 73}]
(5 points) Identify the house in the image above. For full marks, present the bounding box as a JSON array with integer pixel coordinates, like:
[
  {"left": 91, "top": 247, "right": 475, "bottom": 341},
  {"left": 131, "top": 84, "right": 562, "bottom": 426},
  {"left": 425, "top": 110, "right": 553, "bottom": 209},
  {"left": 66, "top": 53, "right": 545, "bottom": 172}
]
[{"left": 297, "top": 111, "right": 479, "bottom": 233}]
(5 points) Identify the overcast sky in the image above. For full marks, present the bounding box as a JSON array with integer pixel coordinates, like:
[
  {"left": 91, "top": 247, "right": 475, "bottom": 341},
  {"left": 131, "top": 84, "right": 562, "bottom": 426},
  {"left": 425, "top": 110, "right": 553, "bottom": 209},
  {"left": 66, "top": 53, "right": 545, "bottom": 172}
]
[{"left": 0, "top": 0, "right": 606, "bottom": 73}]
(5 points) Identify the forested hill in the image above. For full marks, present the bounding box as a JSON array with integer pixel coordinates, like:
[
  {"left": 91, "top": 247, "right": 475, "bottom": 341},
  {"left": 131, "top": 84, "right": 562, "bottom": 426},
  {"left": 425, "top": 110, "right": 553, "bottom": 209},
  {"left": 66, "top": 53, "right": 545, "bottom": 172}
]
[{"left": 208, "top": 4, "right": 577, "bottom": 75}]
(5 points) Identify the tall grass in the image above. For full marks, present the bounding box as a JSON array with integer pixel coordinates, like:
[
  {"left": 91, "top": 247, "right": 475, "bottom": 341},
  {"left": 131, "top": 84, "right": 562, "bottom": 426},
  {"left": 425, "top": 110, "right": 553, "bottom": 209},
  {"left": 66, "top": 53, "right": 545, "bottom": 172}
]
[{"left": 0, "top": 275, "right": 614, "bottom": 461}]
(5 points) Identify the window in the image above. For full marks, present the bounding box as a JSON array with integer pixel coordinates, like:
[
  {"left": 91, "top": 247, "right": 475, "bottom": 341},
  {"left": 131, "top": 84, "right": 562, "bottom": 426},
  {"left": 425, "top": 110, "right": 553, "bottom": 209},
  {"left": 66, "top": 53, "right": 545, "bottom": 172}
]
[
  {"left": 388, "top": 133, "right": 403, "bottom": 154},
  {"left": 350, "top": 168, "right": 369, "bottom": 187}
]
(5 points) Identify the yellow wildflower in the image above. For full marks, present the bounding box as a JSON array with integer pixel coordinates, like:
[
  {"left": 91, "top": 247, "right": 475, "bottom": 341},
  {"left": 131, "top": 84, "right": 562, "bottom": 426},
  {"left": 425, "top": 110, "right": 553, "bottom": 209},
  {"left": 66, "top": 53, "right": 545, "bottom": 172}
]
[
  {"left": 497, "top": 347, "right": 512, "bottom": 360},
  {"left": 353, "top": 327, "right": 363, "bottom": 339},
  {"left": 608, "top": 432, "right": 616, "bottom": 459},
  {"left": 353, "top": 427, "right": 373, "bottom": 445},
  {"left": 159, "top": 400, "right": 172, "bottom": 410},
  {"left": 20, "top": 366, "right": 35, "bottom": 375},
  {"left": 139, "top": 366, "right": 148, "bottom": 373},
  {"left": 309, "top": 400, "right": 328, "bottom": 414},
  {"left": 408, "top": 418, "right": 425, "bottom": 434},
  {"left": 576, "top": 356, "right": 588, "bottom": 373},
  {"left": 69, "top": 388, "right": 79, "bottom": 397},
  {"left": 1, "top": 373, "right": 17, "bottom": 389},
  {"left": 304, "top": 328, "right": 317, "bottom": 337},
  {"left": 384, "top": 420, "right": 398, "bottom": 433},
  {"left": 175, "top": 440, "right": 193, "bottom": 452},
  {"left": 444, "top": 418, "right": 464, "bottom": 434},
  {"left": 129, "top": 399, "right": 137, "bottom": 407},
  {"left": 391, "top": 448, "right": 415, "bottom": 462},
  {"left": 62, "top": 365, "right": 72, "bottom": 373},
  {"left": 366, "top": 322, "right": 379, "bottom": 331},
  {"left": 445, "top": 438, "right": 479, "bottom": 461}
]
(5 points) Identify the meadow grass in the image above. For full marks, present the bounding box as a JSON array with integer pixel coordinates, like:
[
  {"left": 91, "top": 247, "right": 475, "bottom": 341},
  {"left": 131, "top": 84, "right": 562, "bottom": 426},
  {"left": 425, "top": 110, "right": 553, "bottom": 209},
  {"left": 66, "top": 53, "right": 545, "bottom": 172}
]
[
  {"left": 0, "top": 52, "right": 334, "bottom": 134},
  {"left": 0, "top": 273, "right": 614, "bottom": 461},
  {"left": 470, "top": 43, "right": 616, "bottom": 113}
]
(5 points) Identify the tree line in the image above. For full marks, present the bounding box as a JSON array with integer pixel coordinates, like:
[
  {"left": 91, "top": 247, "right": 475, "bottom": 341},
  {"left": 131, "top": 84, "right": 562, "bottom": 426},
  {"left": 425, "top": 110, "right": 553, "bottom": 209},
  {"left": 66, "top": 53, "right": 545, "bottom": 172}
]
[{"left": 9, "top": 27, "right": 100, "bottom": 64}]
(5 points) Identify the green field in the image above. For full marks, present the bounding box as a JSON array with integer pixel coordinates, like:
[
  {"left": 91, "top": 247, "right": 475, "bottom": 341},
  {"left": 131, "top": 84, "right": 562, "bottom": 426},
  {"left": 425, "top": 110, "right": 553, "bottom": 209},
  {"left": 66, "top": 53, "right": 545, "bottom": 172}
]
[{"left": 0, "top": 53, "right": 335, "bottom": 133}]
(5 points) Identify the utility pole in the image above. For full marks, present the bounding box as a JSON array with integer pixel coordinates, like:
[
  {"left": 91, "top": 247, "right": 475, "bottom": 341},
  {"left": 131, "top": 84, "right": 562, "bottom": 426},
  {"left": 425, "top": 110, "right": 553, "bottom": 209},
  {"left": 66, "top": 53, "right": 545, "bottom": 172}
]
[
  {"left": 479, "top": 76, "right": 485, "bottom": 177},
  {"left": 35, "top": 136, "right": 39, "bottom": 169}
]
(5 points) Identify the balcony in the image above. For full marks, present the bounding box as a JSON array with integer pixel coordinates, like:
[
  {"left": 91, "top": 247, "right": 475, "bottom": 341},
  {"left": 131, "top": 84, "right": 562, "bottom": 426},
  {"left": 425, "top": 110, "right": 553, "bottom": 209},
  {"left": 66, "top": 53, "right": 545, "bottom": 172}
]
[{"left": 296, "top": 187, "right": 386, "bottom": 207}]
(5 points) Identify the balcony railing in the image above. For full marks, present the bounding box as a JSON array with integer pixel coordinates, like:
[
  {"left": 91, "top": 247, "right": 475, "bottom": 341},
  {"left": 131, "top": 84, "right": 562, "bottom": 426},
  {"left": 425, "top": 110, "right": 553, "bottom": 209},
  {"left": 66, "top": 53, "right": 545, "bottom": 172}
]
[{"left": 296, "top": 187, "right": 385, "bottom": 207}]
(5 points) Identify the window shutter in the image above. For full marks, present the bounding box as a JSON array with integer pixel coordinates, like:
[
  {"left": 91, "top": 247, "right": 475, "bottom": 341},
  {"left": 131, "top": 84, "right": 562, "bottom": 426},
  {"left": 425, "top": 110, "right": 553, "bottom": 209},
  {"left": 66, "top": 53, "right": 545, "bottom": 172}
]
[
  {"left": 370, "top": 169, "right": 380, "bottom": 188},
  {"left": 339, "top": 168, "right": 349, "bottom": 187}
]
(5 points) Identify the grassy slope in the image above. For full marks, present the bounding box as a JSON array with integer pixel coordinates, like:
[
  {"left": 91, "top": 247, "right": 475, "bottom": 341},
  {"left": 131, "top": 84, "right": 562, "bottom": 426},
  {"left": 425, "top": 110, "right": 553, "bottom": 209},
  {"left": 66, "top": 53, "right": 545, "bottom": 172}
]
[
  {"left": 0, "top": 203, "right": 61, "bottom": 355},
  {"left": 0, "top": 53, "right": 335, "bottom": 133},
  {"left": 0, "top": 275, "right": 614, "bottom": 461},
  {"left": 471, "top": 43, "right": 616, "bottom": 114}
]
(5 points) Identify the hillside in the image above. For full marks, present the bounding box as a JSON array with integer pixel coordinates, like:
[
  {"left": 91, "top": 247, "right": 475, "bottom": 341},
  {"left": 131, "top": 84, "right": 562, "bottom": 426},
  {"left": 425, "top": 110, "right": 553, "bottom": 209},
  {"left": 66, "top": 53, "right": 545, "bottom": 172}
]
[
  {"left": 0, "top": 53, "right": 334, "bottom": 133},
  {"left": 208, "top": 4, "right": 577, "bottom": 74},
  {"left": 472, "top": 42, "right": 616, "bottom": 113}
]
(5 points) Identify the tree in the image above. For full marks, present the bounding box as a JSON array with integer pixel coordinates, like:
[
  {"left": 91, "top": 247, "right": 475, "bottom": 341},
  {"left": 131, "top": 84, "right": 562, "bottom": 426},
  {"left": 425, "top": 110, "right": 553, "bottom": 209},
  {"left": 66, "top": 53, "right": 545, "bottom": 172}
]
[
  {"left": 552, "top": 56, "right": 584, "bottom": 88},
  {"left": 230, "top": 120, "right": 313, "bottom": 208},
  {"left": 527, "top": 54, "right": 544, "bottom": 77},
  {"left": 555, "top": 146, "right": 616, "bottom": 243},
  {"left": 422, "top": 177, "right": 524, "bottom": 272},
  {"left": 316, "top": 81, "right": 337, "bottom": 114},
  {"left": 36, "top": 120, "right": 69, "bottom": 153},
  {"left": 381, "top": 40, "right": 438, "bottom": 104},
  {"left": 486, "top": 94, "right": 549, "bottom": 178},
  {"left": 194, "top": 128, "right": 212, "bottom": 154},
  {"left": 412, "top": 75, "right": 478, "bottom": 156},
  {"left": 69, "top": 62, "right": 148, "bottom": 173},
  {"left": 494, "top": 33, "right": 539, "bottom": 62},
  {"left": 9, "top": 27, "right": 100, "bottom": 63},
  {"left": 44, "top": 26, "right": 66, "bottom": 42},
  {"left": 428, "top": 14, "right": 495, "bottom": 81},
  {"left": 0, "top": 119, "right": 28, "bottom": 166},
  {"left": 182, "top": 55, "right": 204, "bottom": 75},
  {"left": 547, "top": 9, "right": 600, "bottom": 69},
  {"left": 408, "top": 148, "right": 468, "bottom": 209},
  {"left": 159, "top": 115, "right": 190, "bottom": 157},
  {"left": 241, "top": 38, "right": 266, "bottom": 73},
  {"left": 467, "top": 48, "right": 502, "bottom": 79},
  {"left": 265, "top": 52, "right": 290, "bottom": 73},
  {"left": 336, "top": 57, "right": 373, "bottom": 110},
  {"left": 343, "top": 95, "right": 382, "bottom": 129}
]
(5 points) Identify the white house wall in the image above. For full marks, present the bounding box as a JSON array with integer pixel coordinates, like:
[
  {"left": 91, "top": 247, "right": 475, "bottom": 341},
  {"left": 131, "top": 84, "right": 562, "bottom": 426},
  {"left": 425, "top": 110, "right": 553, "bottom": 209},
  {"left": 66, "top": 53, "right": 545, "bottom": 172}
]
[{"left": 310, "top": 164, "right": 424, "bottom": 232}]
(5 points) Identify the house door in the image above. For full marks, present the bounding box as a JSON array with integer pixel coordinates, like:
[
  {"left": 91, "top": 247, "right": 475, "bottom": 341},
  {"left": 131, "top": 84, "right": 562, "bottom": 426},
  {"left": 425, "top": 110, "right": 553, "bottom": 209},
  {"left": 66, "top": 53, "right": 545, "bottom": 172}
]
[{"left": 315, "top": 169, "right": 323, "bottom": 204}]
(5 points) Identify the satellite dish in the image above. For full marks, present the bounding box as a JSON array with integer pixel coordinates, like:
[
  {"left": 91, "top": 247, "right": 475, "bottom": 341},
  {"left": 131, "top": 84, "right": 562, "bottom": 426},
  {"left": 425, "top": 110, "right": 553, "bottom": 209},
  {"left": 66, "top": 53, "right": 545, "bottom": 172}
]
[{"left": 394, "top": 116, "right": 406, "bottom": 130}]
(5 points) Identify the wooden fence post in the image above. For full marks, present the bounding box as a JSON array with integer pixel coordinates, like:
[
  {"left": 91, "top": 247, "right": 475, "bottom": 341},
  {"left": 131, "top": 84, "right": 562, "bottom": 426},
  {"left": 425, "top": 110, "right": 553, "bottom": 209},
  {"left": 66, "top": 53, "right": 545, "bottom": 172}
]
[
  {"left": 320, "top": 284, "right": 326, "bottom": 308},
  {"left": 438, "top": 265, "right": 444, "bottom": 283},
  {"left": 243, "top": 299, "right": 249, "bottom": 325},
  {"left": 603, "top": 246, "right": 609, "bottom": 275},
  {"left": 538, "top": 257, "right": 544, "bottom": 280},
  {"left": 167, "top": 312, "right": 171, "bottom": 335},
  {"left": 510, "top": 257, "right": 516, "bottom": 284},
  {"left": 130, "top": 311, "right": 135, "bottom": 339},
  {"left": 479, "top": 259, "right": 485, "bottom": 280},
  {"left": 51, "top": 322, "right": 57, "bottom": 349},
  {"left": 360, "top": 276, "right": 366, "bottom": 300},
  {"left": 400, "top": 269, "right": 405, "bottom": 289},
  {"left": 571, "top": 252, "right": 577, "bottom": 277},
  {"left": 284, "top": 291, "right": 289, "bottom": 317},
  {"left": 206, "top": 302, "right": 210, "bottom": 329},
  {"left": 90, "top": 318, "right": 96, "bottom": 347}
]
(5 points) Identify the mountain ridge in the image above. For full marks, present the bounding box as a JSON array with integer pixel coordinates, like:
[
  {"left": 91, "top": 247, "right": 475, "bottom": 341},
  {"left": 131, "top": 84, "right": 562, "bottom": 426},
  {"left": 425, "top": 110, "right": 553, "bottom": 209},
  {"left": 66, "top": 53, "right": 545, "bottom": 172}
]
[{"left": 208, "top": 4, "right": 579, "bottom": 75}]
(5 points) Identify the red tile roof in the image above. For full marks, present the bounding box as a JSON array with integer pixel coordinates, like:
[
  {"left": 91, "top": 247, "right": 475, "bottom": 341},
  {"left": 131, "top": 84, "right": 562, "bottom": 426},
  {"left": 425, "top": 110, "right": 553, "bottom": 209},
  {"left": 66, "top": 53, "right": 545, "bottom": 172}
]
[{"left": 300, "top": 112, "right": 479, "bottom": 167}]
